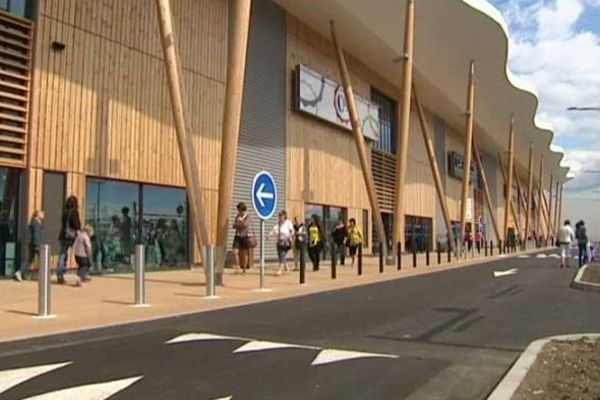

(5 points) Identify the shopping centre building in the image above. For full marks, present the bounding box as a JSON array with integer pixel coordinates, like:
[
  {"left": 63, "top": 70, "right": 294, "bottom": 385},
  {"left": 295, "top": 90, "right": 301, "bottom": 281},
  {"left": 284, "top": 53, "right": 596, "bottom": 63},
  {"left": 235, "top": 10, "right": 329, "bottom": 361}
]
[{"left": 0, "top": 0, "right": 569, "bottom": 275}]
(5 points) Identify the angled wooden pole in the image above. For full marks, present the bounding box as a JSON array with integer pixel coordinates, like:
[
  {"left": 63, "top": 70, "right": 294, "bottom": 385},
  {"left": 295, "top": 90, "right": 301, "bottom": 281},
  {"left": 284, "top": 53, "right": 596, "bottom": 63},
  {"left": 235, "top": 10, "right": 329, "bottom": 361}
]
[
  {"left": 498, "top": 152, "right": 522, "bottom": 241},
  {"left": 514, "top": 166, "right": 527, "bottom": 228},
  {"left": 553, "top": 181, "right": 560, "bottom": 236},
  {"left": 536, "top": 156, "right": 544, "bottom": 242},
  {"left": 155, "top": 0, "right": 210, "bottom": 253},
  {"left": 541, "top": 188, "right": 553, "bottom": 238},
  {"left": 413, "top": 86, "right": 456, "bottom": 250},
  {"left": 547, "top": 173, "right": 554, "bottom": 238},
  {"left": 473, "top": 138, "right": 501, "bottom": 244},
  {"left": 503, "top": 116, "right": 515, "bottom": 244},
  {"left": 330, "top": 21, "right": 388, "bottom": 256},
  {"left": 392, "top": 0, "right": 415, "bottom": 253},
  {"left": 459, "top": 61, "right": 476, "bottom": 254},
  {"left": 557, "top": 183, "right": 564, "bottom": 228},
  {"left": 524, "top": 144, "right": 534, "bottom": 245},
  {"left": 215, "top": 0, "right": 252, "bottom": 274}
]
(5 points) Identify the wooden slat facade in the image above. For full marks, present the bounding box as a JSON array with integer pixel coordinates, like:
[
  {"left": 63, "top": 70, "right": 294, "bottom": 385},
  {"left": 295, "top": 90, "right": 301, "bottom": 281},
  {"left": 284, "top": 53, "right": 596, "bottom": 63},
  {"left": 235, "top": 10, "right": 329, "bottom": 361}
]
[{"left": 0, "top": 10, "right": 32, "bottom": 167}]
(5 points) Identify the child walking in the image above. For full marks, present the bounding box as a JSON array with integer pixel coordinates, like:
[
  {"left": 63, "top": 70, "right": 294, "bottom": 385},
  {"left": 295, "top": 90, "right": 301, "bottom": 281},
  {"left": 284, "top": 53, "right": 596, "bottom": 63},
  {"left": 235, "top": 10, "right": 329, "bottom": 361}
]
[{"left": 73, "top": 225, "right": 94, "bottom": 286}]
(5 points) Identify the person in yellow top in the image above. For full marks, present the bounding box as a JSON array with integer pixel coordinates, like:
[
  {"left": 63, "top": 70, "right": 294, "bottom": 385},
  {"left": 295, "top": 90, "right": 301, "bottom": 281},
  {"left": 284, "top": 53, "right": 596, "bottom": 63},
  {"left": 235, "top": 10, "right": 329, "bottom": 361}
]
[
  {"left": 307, "top": 217, "right": 324, "bottom": 271},
  {"left": 346, "top": 218, "right": 363, "bottom": 268}
]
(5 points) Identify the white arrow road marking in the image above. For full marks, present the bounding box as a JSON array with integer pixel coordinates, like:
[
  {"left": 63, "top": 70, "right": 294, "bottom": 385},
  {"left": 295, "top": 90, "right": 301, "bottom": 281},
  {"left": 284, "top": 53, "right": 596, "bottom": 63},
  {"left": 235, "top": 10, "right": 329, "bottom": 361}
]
[
  {"left": 22, "top": 376, "right": 142, "bottom": 400},
  {"left": 311, "top": 349, "right": 398, "bottom": 366},
  {"left": 0, "top": 362, "right": 72, "bottom": 395},
  {"left": 212, "top": 396, "right": 233, "bottom": 400},
  {"left": 166, "top": 333, "right": 247, "bottom": 345},
  {"left": 256, "top": 183, "right": 274, "bottom": 208},
  {"left": 517, "top": 255, "right": 530, "bottom": 259},
  {"left": 536, "top": 254, "right": 547, "bottom": 258},
  {"left": 233, "top": 340, "right": 320, "bottom": 354},
  {"left": 493, "top": 268, "right": 518, "bottom": 278},
  {"left": 549, "top": 254, "right": 561, "bottom": 259}
]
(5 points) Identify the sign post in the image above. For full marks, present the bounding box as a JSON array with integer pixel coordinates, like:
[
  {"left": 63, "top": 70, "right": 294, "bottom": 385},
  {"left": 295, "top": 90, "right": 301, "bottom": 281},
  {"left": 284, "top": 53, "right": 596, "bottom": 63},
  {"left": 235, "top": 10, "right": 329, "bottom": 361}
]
[{"left": 252, "top": 171, "right": 277, "bottom": 292}]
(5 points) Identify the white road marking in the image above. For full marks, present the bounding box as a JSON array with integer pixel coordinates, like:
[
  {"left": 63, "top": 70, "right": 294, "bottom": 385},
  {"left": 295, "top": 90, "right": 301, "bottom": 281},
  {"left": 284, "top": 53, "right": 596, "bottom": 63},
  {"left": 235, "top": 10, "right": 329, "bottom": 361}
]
[
  {"left": 233, "top": 340, "right": 320, "bottom": 354},
  {"left": 212, "top": 396, "right": 233, "bottom": 400},
  {"left": 165, "top": 333, "right": 247, "bottom": 344},
  {"left": 536, "top": 254, "right": 547, "bottom": 258},
  {"left": 0, "top": 362, "right": 72, "bottom": 395},
  {"left": 22, "top": 376, "right": 142, "bottom": 400},
  {"left": 517, "top": 255, "right": 530, "bottom": 259},
  {"left": 549, "top": 254, "right": 561, "bottom": 258},
  {"left": 311, "top": 349, "right": 398, "bottom": 366},
  {"left": 498, "top": 254, "right": 508, "bottom": 258},
  {"left": 493, "top": 268, "right": 518, "bottom": 278}
]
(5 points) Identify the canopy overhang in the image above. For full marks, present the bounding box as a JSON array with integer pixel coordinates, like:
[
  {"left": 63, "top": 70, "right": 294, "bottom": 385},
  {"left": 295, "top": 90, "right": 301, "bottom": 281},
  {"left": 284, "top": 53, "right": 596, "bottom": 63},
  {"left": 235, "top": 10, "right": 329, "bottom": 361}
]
[{"left": 273, "top": 0, "right": 569, "bottom": 183}]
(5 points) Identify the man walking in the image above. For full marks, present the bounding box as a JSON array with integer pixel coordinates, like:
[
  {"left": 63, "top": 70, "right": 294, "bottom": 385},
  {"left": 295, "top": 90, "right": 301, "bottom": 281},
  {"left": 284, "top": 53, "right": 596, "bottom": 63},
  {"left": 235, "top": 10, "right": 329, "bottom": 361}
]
[{"left": 557, "top": 220, "right": 576, "bottom": 269}]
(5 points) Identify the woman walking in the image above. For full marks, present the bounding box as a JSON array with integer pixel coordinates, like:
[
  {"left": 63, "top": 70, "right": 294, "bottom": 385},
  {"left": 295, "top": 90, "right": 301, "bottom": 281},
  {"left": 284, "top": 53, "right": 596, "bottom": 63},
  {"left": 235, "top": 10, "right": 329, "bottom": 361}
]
[
  {"left": 14, "top": 210, "right": 44, "bottom": 282},
  {"left": 308, "top": 217, "right": 324, "bottom": 271},
  {"left": 270, "top": 211, "right": 294, "bottom": 276},
  {"left": 233, "top": 202, "right": 254, "bottom": 273},
  {"left": 56, "top": 196, "right": 81, "bottom": 284},
  {"left": 576, "top": 220, "right": 588, "bottom": 268},
  {"left": 347, "top": 218, "right": 363, "bottom": 268}
]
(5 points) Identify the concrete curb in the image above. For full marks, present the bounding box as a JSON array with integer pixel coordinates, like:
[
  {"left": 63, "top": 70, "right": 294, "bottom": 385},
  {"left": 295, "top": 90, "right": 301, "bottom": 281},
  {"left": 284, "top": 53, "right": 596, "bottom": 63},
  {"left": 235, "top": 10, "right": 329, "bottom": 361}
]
[
  {"left": 487, "top": 333, "right": 600, "bottom": 400},
  {"left": 570, "top": 264, "right": 600, "bottom": 292}
]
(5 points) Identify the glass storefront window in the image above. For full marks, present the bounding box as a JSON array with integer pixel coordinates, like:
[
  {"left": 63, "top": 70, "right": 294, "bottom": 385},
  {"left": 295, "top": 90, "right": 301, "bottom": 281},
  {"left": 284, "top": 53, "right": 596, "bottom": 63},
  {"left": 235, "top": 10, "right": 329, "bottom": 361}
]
[
  {"left": 371, "top": 88, "right": 397, "bottom": 154},
  {"left": 305, "top": 203, "right": 347, "bottom": 258},
  {"left": 405, "top": 215, "right": 433, "bottom": 253},
  {"left": 142, "top": 185, "right": 187, "bottom": 268},
  {"left": 86, "top": 179, "right": 139, "bottom": 271},
  {"left": 0, "top": 0, "right": 32, "bottom": 18},
  {"left": 0, "top": 167, "right": 19, "bottom": 276}
]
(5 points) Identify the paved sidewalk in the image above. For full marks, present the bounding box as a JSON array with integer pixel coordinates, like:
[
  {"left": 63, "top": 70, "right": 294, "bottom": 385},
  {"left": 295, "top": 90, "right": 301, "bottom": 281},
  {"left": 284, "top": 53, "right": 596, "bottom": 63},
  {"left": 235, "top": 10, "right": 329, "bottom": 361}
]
[{"left": 0, "top": 247, "right": 545, "bottom": 343}]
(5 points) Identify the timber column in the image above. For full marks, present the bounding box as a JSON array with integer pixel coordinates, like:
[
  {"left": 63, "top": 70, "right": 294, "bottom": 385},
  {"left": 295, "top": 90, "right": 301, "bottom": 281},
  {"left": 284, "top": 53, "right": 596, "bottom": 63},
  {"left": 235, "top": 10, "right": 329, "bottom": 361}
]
[
  {"left": 215, "top": 0, "right": 252, "bottom": 281},
  {"left": 503, "top": 116, "right": 515, "bottom": 244},
  {"left": 553, "top": 181, "right": 560, "bottom": 235},
  {"left": 524, "top": 144, "right": 534, "bottom": 247},
  {"left": 459, "top": 62, "right": 476, "bottom": 255},
  {"left": 547, "top": 173, "right": 554, "bottom": 239},
  {"left": 392, "top": 0, "right": 415, "bottom": 254},
  {"left": 155, "top": 0, "right": 210, "bottom": 254},
  {"left": 330, "top": 21, "right": 388, "bottom": 257},
  {"left": 536, "top": 156, "right": 544, "bottom": 244}
]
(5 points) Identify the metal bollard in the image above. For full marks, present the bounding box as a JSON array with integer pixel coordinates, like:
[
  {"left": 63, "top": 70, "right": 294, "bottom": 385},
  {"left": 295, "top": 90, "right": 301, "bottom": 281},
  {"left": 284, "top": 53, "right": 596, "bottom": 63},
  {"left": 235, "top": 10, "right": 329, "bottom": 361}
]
[
  {"left": 485, "top": 240, "right": 488, "bottom": 257},
  {"left": 412, "top": 245, "right": 417, "bottom": 268},
  {"left": 299, "top": 243, "right": 306, "bottom": 285},
  {"left": 358, "top": 244, "right": 363, "bottom": 276},
  {"left": 447, "top": 242, "right": 451, "bottom": 263},
  {"left": 331, "top": 243, "right": 337, "bottom": 280},
  {"left": 397, "top": 242, "right": 402, "bottom": 270},
  {"left": 379, "top": 242, "right": 384, "bottom": 273},
  {"left": 134, "top": 244, "right": 148, "bottom": 306},
  {"left": 490, "top": 240, "right": 494, "bottom": 256},
  {"left": 426, "top": 243, "right": 430, "bottom": 266},
  {"left": 498, "top": 240, "right": 503, "bottom": 255},
  {"left": 203, "top": 245, "right": 217, "bottom": 298},
  {"left": 36, "top": 244, "right": 53, "bottom": 318},
  {"left": 437, "top": 241, "right": 441, "bottom": 265}
]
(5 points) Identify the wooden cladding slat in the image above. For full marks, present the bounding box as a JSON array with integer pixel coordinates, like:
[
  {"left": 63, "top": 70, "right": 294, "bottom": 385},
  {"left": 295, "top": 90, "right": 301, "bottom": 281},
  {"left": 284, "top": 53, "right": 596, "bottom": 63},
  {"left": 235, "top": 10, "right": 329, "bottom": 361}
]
[
  {"left": 371, "top": 149, "right": 396, "bottom": 213},
  {"left": 0, "top": 10, "right": 32, "bottom": 167}
]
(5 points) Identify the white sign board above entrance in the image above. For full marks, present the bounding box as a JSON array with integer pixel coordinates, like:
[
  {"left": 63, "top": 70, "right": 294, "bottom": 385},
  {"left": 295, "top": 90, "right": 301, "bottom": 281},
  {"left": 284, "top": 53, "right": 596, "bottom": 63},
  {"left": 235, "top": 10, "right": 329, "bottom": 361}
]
[{"left": 295, "top": 64, "right": 380, "bottom": 142}]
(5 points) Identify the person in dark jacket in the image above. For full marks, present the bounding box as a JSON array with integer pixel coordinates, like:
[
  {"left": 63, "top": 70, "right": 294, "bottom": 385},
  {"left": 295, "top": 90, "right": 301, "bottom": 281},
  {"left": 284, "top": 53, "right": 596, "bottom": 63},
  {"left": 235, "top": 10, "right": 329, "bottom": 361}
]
[
  {"left": 14, "top": 210, "right": 45, "bottom": 282},
  {"left": 331, "top": 219, "right": 347, "bottom": 266},
  {"left": 576, "top": 220, "right": 588, "bottom": 268},
  {"left": 56, "top": 196, "right": 81, "bottom": 284}
]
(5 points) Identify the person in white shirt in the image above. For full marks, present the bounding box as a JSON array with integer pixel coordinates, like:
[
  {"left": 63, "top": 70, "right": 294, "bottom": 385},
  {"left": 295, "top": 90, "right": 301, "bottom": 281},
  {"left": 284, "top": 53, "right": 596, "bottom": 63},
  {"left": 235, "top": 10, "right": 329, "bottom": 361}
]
[
  {"left": 270, "top": 211, "right": 295, "bottom": 276},
  {"left": 73, "top": 225, "right": 94, "bottom": 286},
  {"left": 557, "top": 220, "right": 576, "bottom": 269}
]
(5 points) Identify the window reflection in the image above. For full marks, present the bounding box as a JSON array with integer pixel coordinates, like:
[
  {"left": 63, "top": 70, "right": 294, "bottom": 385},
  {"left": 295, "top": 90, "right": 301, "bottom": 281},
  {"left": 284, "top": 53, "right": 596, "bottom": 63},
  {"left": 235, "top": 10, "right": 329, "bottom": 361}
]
[{"left": 0, "top": 167, "right": 19, "bottom": 276}]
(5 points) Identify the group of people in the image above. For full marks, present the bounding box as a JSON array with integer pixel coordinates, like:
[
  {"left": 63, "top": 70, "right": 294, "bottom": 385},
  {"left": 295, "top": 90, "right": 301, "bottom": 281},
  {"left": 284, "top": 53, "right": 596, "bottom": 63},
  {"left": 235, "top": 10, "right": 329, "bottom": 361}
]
[
  {"left": 232, "top": 203, "right": 364, "bottom": 275},
  {"left": 14, "top": 196, "right": 94, "bottom": 287},
  {"left": 557, "top": 219, "right": 595, "bottom": 269}
]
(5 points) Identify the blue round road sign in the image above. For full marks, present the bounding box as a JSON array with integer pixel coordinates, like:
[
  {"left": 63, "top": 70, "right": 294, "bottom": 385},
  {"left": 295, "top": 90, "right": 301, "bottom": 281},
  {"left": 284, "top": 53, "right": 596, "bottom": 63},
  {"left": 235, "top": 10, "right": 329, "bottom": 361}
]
[{"left": 251, "top": 171, "right": 277, "bottom": 220}]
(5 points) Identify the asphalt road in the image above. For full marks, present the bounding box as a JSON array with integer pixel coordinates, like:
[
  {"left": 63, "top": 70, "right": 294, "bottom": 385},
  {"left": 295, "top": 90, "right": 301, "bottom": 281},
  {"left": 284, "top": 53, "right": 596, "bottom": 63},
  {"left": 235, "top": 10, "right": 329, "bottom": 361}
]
[{"left": 1, "top": 251, "right": 599, "bottom": 400}]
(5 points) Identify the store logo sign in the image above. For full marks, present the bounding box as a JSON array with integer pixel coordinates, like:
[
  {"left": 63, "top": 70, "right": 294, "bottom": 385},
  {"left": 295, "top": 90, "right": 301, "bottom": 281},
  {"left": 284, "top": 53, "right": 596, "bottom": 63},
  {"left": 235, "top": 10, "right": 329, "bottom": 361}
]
[{"left": 295, "top": 64, "right": 380, "bottom": 142}]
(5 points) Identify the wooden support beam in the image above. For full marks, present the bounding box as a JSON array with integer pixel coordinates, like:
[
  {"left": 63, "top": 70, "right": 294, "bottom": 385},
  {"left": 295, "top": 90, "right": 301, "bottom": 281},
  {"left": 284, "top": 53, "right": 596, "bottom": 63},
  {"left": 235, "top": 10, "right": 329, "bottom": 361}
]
[
  {"left": 536, "top": 156, "right": 544, "bottom": 241},
  {"left": 392, "top": 0, "right": 415, "bottom": 253},
  {"left": 215, "top": 0, "right": 252, "bottom": 271},
  {"left": 413, "top": 85, "right": 456, "bottom": 250},
  {"left": 155, "top": 0, "right": 210, "bottom": 252},
  {"left": 459, "top": 61, "right": 476, "bottom": 252},
  {"left": 513, "top": 166, "right": 528, "bottom": 235},
  {"left": 330, "top": 20, "right": 388, "bottom": 256},
  {"left": 541, "top": 187, "right": 553, "bottom": 238},
  {"left": 524, "top": 144, "right": 534, "bottom": 245},
  {"left": 547, "top": 173, "right": 554, "bottom": 238},
  {"left": 472, "top": 138, "right": 502, "bottom": 244},
  {"left": 498, "top": 152, "right": 522, "bottom": 241},
  {"left": 557, "top": 183, "right": 564, "bottom": 228},
  {"left": 553, "top": 181, "right": 560, "bottom": 236},
  {"left": 503, "top": 116, "right": 515, "bottom": 243}
]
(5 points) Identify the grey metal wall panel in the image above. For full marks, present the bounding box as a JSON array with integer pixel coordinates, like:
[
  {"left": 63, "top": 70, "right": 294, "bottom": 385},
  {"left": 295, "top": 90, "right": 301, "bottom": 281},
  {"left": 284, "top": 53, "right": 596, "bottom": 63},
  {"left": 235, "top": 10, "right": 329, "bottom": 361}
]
[
  {"left": 433, "top": 116, "right": 447, "bottom": 241},
  {"left": 229, "top": 0, "right": 287, "bottom": 263}
]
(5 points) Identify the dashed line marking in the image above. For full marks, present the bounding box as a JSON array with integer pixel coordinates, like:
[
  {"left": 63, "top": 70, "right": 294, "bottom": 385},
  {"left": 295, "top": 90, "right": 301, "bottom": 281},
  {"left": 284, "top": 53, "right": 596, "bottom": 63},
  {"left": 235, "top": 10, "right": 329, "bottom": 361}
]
[
  {"left": 22, "top": 376, "right": 142, "bottom": 400},
  {"left": 0, "top": 362, "right": 72, "bottom": 395},
  {"left": 233, "top": 340, "right": 320, "bottom": 354},
  {"left": 211, "top": 396, "right": 233, "bottom": 400},
  {"left": 494, "top": 268, "right": 518, "bottom": 278},
  {"left": 311, "top": 349, "right": 398, "bottom": 366},
  {"left": 165, "top": 333, "right": 247, "bottom": 345}
]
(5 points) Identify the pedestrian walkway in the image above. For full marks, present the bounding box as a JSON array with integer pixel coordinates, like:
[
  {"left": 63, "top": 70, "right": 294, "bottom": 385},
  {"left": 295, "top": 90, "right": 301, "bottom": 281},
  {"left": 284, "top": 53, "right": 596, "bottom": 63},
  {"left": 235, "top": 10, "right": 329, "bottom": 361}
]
[{"left": 0, "top": 246, "right": 548, "bottom": 343}]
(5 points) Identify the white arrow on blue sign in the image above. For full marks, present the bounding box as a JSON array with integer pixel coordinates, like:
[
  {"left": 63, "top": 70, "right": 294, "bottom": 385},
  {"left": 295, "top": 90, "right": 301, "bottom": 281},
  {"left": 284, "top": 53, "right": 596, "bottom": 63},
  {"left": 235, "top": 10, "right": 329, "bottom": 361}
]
[{"left": 251, "top": 171, "right": 277, "bottom": 220}]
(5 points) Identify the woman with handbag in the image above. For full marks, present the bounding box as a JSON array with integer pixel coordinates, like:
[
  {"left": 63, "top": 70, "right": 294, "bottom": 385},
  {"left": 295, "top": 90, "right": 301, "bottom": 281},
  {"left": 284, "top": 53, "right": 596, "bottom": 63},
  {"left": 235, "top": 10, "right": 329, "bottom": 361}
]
[
  {"left": 233, "top": 202, "right": 254, "bottom": 274},
  {"left": 56, "top": 196, "right": 81, "bottom": 284},
  {"left": 270, "top": 211, "right": 294, "bottom": 276}
]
